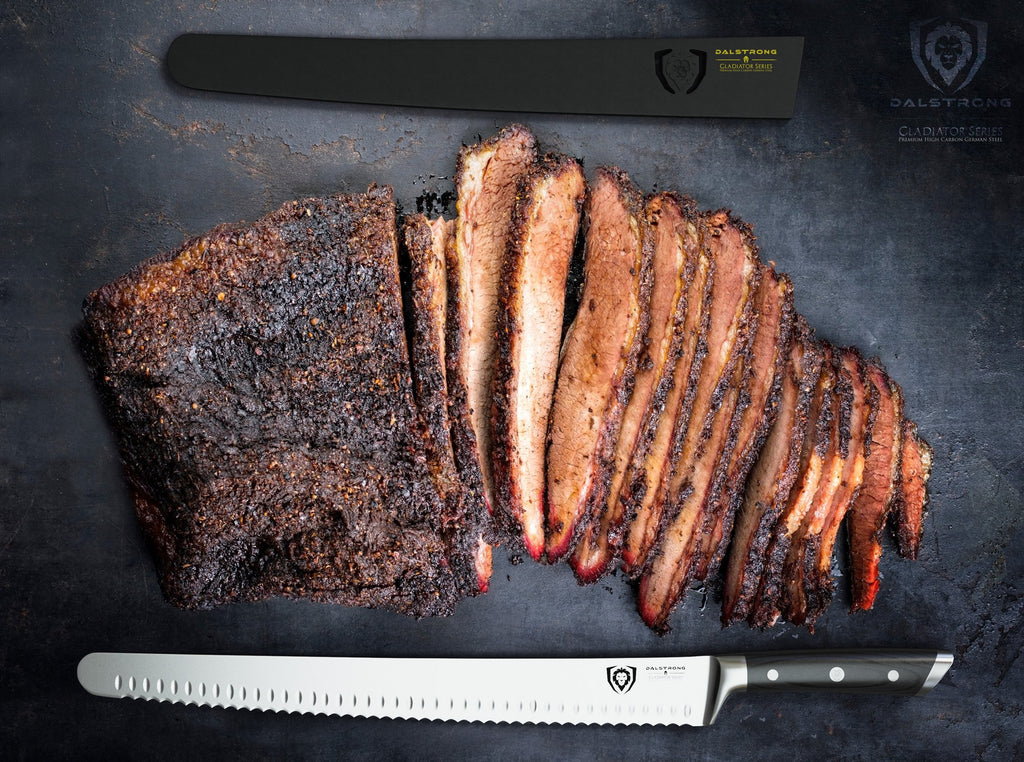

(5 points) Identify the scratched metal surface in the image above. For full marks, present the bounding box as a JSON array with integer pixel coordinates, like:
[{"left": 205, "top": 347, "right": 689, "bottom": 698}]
[{"left": 2, "top": 1, "right": 1022, "bottom": 759}]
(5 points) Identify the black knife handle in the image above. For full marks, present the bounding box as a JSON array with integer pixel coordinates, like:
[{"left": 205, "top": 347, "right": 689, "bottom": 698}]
[{"left": 741, "top": 649, "right": 953, "bottom": 697}]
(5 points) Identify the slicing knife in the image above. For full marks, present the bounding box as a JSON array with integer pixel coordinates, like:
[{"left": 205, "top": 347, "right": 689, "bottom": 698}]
[
  {"left": 165, "top": 34, "right": 804, "bottom": 118},
  {"left": 78, "top": 649, "right": 951, "bottom": 726}
]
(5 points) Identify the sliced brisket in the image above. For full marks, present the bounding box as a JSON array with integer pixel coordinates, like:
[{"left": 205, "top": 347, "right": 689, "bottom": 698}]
[
  {"left": 625, "top": 211, "right": 761, "bottom": 590},
  {"left": 404, "top": 214, "right": 457, "bottom": 486},
  {"left": 446, "top": 125, "right": 538, "bottom": 514},
  {"left": 721, "top": 317, "right": 822, "bottom": 625},
  {"left": 570, "top": 192, "right": 699, "bottom": 582},
  {"left": 748, "top": 336, "right": 832, "bottom": 629},
  {"left": 617, "top": 215, "right": 713, "bottom": 573},
  {"left": 798, "top": 347, "right": 873, "bottom": 626},
  {"left": 82, "top": 188, "right": 476, "bottom": 615},
  {"left": 491, "top": 154, "right": 586, "bottom": 559},
  {"left": 692, "top": 267, "right": 795, "bottom": 585},
  {"left": 847, "top": 360, "right": 905, "bottom": 612},
  {"left": 404, "top": 213, "right": 492, "bottom": 592},
  {"left": 636, "top": 246, "right": 772, "bottom": 632},
  {"left": 781, "top": 345, "right": 850, "bottom": 627},
  {"left": 894, "top": 419, "right": 932, "bottom": 560},
  {"left": 545, "top": 167, "right": 654, "bottom": 561},
  {"left": 80, "top": 122, "right": 936, "bottom": 631}
]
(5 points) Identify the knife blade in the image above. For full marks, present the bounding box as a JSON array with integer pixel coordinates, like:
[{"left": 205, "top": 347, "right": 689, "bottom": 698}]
[
  {"left": 78, "top": 649, "right": 951, "bottom": 726},
  {"left": 165, "top": 34, "right": 804, "bottom": 118}
]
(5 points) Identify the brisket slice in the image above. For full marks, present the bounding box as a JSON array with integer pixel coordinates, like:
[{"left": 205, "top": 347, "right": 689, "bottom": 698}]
[
  {"left": 748, "top": 336, "right": 832, "bottom": 629},
  {"left": 82, "top": 187, "right": 474, "bottom": 615},
  {"left": 893, "top": 419, "right": 932, "bottom": 560},
  {"left": 637, "top": 257, "right": 777, "bottom": 633},
  {"left": 797, "top": 347, "right": 873, "bottom": 628},
  {"left": 545, "top": 167, "right": 654, "bottom": 561},
  {"left": 446, "top": 125, "right": 538, "bottom": 514},
  {"left": 781, "top": 345, "right": 849, "bottom": 627},
  {"left": 491, "top": 154, "right": 586, "bottom": 559},
  {"left": 721, "top": 317, "right": 822, "bottom": 625},
  {"left": 847, "top": 360, "right": 904, "bottom": 612},
  {"left": 404, "top": 214, "right": 457, "bottom": 486},
  {"left": 618, "top": 215, "right": 713, "bottom": 573},
  {"left": 403, "top": 214, "right": 492, "bottom": 593},
  {"left": 624, "top": 211, "right": 761, "bottom": 582},
  {"left": 570, "top": 193, "right": 699, "bottom": 582},
  {"left": 692, "top": 268, "right": 795, "bottom": 586}
]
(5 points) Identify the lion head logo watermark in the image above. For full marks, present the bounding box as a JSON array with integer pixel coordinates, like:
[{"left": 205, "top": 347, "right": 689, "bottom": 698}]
[
  {"left": 910, "top": 17, "right": 987, "bottom": 94},
  {"left": 606, "top": 665, "right": 637, "bottom": 694}
]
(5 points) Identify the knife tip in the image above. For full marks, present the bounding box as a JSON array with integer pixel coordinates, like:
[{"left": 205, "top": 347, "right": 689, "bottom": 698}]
[{"left": 77, "top": 652, "right": 114, "bottom": 697}]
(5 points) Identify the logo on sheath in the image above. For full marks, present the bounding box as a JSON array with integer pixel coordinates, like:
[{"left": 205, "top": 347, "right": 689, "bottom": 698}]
[
  {"left": 910, "top": 17, "right": 987, "bottom": 94},
  {"left": 654, "top": 48, "right": 707, "bottom": 94},
  {"left": 606, "top": 665, "right": 637, "bottom": 694},
  {"left": 713, "top": 48, "right": 778, "bottom": 72}
]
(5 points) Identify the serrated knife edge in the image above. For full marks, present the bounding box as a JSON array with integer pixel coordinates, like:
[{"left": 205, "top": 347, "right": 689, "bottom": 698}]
[{"left": 77, "top": 652, "right": 712, "bottom": 725}]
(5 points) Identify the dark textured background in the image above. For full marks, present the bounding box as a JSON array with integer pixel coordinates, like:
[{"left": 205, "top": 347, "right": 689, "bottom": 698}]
[{"left": 2, "top": 1, "right": 1021, "bottom": 759}]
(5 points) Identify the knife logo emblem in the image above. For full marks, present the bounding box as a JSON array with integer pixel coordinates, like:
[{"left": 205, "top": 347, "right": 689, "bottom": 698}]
[
  {"left": 654, "top": 48, "right": 707, "bottom": 95},
  {"left": 606, "top": 665, "right": 637, "bottom": 694},
  {"left": 909, "top": 17, "right": 987, "bottom": 94}
]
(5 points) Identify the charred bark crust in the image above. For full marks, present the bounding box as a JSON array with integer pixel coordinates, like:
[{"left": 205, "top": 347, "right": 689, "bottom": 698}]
[{"left": 82, "top": 187, "right": 476, "bottom": 616}]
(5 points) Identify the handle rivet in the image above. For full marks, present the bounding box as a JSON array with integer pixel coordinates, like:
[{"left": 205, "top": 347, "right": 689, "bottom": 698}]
[
  {"left": 887, "top": 670, "right": 900, "bottom": 682},
  {"left": 829, "top": 667, "right": 845, "bottom": 682},
  {"left": 766, "top": 669, "right": 779, "bottom": 682}
]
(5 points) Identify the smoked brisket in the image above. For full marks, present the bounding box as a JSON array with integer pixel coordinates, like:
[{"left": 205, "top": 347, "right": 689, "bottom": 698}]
[
  {"left": 748, "top": 337, "right": 832, "bottom": 629},
  {"left": 446, "top": 125, "right": 538, "bottom": 515},
  {"left": 627, "top": 211, "right": 761, "bottom": 597},
  {"left": 847, "top": 360, "right": 905, "bottom": 612},
  {"left": 82, "top": 188, "right": 479, "bottom": 615},
  {"left": 618, "top": 214, "right": 714, "bottom": 573},
  {"left": 780, "top": 344, "right": 850, "bottom": 627},
  {"left": 721, "top": 317, "right": 822, "bottom": 625},
  {"left": 81, "top": 124, "right": 935, "bottom": 630},
  {"left": 491, "top": 154, "right": 586, "bottom": 559},
  {"left": 635, "top": 230, "right": 769, "bottom": 631},
  {"left": 798, "top": 347, "right": 873, "bottom": 626},
  {"left": 692, "top": 267, "right": 795, "bottom": 586},
  {"left": 894, "top": 419, "right": 933, "bottom": 560},
  {"left": 570, "top": 193, "right": 701, "bottom": 582},
  {"left": 404, "top": 214, "right": 458, "bottom": 488},
  {"left": 403, "top": 213, "right": 492, "bottom": 592},
  {"left": 545, "top": 167, "right": 654, "bottom": 561}
]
